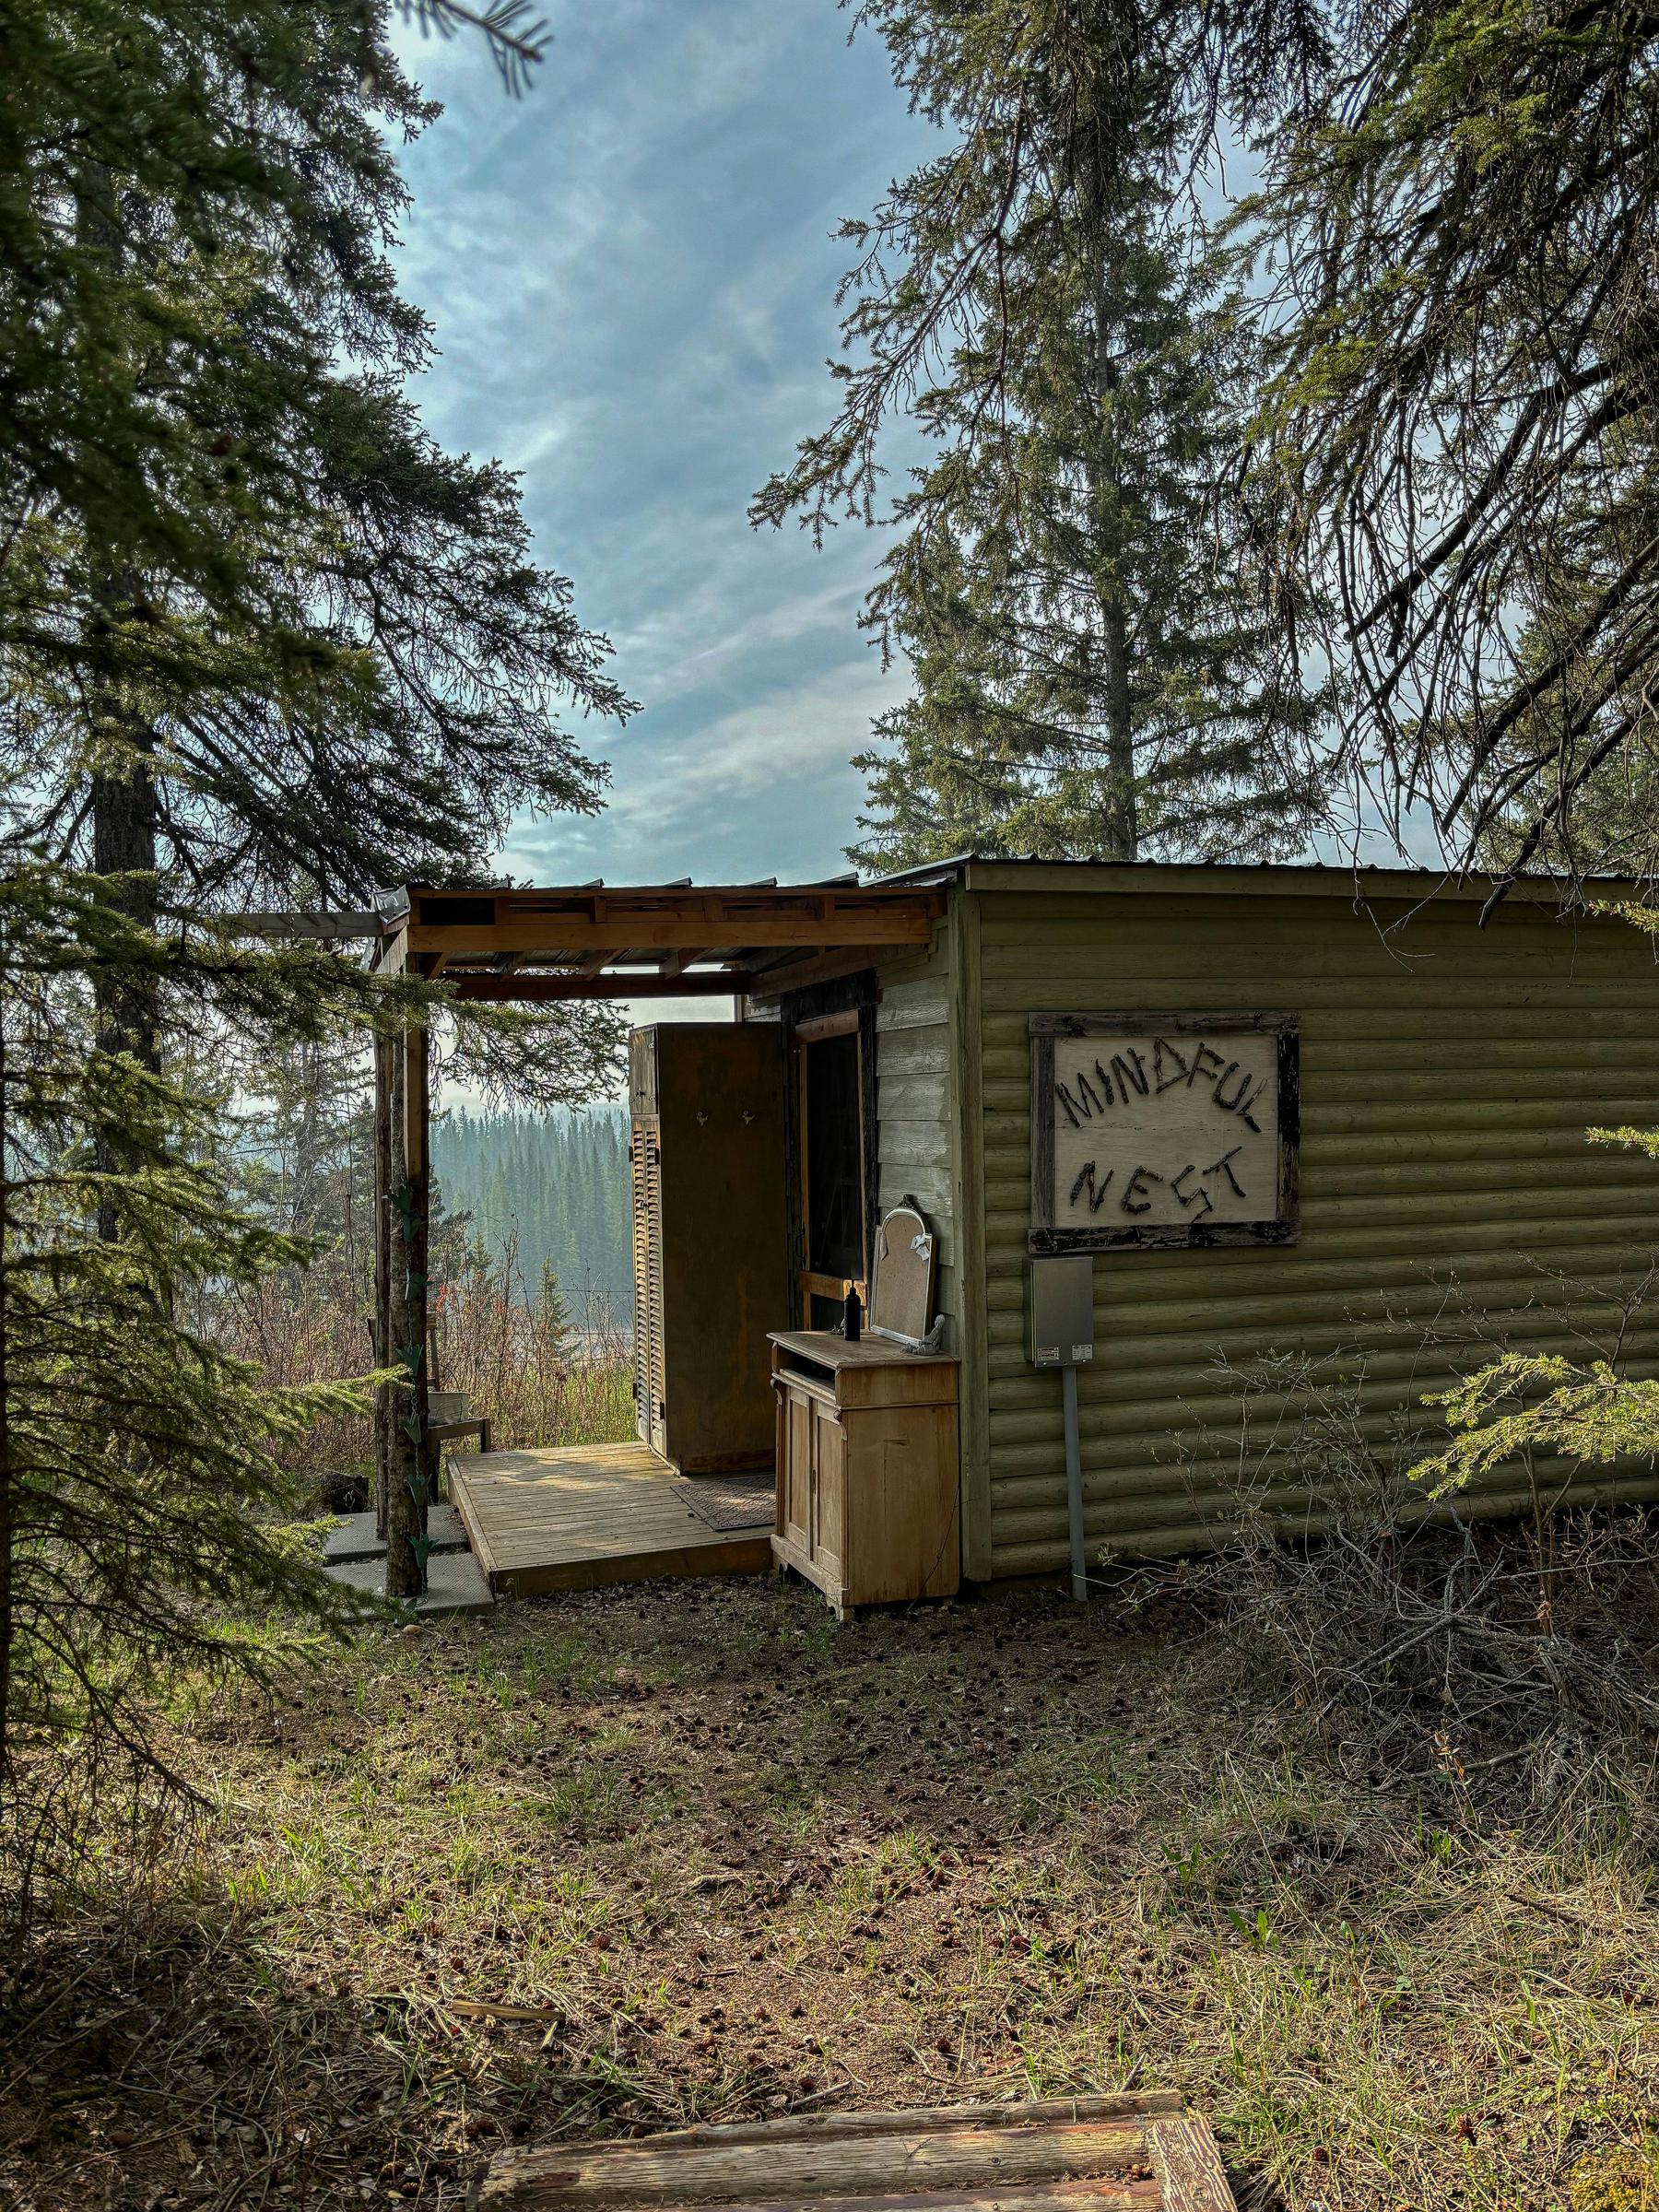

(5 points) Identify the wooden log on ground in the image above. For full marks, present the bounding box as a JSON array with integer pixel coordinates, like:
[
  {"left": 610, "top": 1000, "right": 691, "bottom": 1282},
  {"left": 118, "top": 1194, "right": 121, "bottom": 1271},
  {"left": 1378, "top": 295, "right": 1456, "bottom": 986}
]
[
  {"left": 487, "top": 2186, "right": 1159, "bottom": 2212},
  {"left": 481, "top": 2094, "right": 1235, "bottom": 2212}
]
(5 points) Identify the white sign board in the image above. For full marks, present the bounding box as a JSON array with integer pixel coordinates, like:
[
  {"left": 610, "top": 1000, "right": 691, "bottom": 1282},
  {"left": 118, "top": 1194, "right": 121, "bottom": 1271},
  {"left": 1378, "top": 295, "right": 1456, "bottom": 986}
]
[{"left": 1030, "top": 1013, "right": 1299, "bottom": 1252}]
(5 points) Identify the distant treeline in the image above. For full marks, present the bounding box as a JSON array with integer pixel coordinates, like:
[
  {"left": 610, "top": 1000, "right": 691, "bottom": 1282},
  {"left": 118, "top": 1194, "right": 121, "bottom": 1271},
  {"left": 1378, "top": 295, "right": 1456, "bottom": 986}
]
[{"left": 432, "top": 1106, "right": 631, "bottom": 1310}]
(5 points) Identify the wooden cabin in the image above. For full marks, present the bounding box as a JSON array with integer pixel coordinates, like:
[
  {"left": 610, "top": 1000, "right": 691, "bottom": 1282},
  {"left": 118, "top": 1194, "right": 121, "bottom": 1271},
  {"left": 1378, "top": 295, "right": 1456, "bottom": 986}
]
[{"left": 363, "top": 861, "right": 1659, "bottom": 1603}]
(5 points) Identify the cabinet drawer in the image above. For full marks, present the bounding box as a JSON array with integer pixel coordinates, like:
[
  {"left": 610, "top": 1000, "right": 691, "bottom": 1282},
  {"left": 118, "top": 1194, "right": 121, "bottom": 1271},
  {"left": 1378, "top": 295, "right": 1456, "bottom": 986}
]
[{"left": 771, "top": 1369, "right": 837, "bottom": 1413}]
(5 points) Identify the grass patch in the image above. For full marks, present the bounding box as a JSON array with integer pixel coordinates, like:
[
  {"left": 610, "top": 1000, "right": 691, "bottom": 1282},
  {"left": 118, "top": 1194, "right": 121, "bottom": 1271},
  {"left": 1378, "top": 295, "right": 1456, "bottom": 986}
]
[{"left": 2, "top": 1580, "right": 1657, "bottom": 2210}]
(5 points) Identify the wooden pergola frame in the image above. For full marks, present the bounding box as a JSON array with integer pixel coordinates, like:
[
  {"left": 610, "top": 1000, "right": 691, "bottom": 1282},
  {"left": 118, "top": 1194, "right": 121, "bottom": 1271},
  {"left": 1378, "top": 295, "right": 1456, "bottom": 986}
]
[
  {"left": 376, "top": 879, "right": 943, "bottom": 992},
  {"left": 352, "top": 877, "right": 946, "bottom": 1598}
]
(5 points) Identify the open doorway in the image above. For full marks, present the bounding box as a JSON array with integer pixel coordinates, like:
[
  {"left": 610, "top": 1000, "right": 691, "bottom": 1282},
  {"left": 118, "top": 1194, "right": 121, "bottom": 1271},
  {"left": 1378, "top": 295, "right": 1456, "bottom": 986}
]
[{"left": 794, "top": 1010, "right": 868, "bottom": 1327}]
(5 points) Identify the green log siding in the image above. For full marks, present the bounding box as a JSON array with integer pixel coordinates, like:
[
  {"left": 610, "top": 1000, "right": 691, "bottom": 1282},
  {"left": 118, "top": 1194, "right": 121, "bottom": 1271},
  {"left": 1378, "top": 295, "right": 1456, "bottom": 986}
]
[{"left": 968, "top": 885, "right": 1659, "bottom": 1579}]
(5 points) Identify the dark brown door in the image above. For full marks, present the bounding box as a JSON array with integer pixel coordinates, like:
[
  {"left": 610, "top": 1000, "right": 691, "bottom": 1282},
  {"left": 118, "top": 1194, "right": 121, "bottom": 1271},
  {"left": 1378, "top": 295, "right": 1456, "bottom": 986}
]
[{"left": 795, "top": 1013, "right": 866, "bottom": 1327}]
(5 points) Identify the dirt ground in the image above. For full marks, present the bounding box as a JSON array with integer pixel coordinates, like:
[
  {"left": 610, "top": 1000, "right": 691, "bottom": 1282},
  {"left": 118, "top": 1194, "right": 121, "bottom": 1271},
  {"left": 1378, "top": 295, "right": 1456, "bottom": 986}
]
[{"left": 3, "top": 1574, "right": 1657, "bottom": 2212}]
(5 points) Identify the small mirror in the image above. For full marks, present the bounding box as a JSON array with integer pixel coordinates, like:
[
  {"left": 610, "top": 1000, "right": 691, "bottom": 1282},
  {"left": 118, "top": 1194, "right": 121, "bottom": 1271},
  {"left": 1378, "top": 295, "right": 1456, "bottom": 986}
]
[{"left": 868, "top": 1200, "right": 937, "bottom": 1347}]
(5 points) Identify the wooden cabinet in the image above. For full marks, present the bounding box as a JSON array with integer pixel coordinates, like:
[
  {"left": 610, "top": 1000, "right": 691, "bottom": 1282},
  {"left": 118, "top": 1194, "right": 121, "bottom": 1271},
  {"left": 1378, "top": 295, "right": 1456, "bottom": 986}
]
[
  {"left": 769, "top": 1331, "right": 959, "bottom": 1616},
  {"left": 629, "top": 1024, "right": 786, "bottom": 1474}
]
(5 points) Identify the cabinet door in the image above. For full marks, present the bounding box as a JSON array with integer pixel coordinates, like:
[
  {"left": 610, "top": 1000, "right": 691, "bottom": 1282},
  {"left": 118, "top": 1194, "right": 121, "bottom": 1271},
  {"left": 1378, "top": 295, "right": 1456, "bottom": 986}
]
[
  {"left": 782, "top": 1386, "right": 814, "bottom": 1552},
  {"left": 810, "top": 1397, "right": 845, "bottom": 1580}
]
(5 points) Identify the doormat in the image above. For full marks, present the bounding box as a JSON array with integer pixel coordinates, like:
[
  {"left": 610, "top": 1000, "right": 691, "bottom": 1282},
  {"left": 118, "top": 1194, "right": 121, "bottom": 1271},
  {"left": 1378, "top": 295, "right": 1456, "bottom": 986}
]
[{"left": 670, "top": 1474, "right": 775, "bottom": 1533}]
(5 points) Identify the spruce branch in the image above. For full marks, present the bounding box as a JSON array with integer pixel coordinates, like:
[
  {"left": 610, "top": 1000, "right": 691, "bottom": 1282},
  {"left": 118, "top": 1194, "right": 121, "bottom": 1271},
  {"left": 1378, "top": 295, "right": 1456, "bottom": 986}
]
[{"left": 397, "top": 0, "right": 548, "bottom": 94}]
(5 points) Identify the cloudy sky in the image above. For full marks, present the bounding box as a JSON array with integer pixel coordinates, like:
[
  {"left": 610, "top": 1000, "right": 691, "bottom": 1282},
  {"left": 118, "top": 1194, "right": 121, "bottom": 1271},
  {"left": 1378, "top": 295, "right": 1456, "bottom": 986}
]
[{"left": 390, "top": 0, "right": 935, "bottom": 895}]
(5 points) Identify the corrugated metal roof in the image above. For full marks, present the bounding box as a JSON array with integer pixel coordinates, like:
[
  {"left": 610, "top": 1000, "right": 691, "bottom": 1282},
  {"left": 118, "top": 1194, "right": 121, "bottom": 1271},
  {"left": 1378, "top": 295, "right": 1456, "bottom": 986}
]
[{"left": 864, "top": 854, "right": 1653, "bottom": 902}]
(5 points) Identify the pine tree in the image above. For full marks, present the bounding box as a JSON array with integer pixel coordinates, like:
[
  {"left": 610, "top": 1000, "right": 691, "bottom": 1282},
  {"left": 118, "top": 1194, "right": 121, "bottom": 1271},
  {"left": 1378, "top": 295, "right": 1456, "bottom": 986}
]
[
  {"left": 0, "top": 861, "right": 401, "bottom": 1893},
  {"left": 754, "top": 0, "right": 1659, "bottom": 885},
  {"left": 754, "top": 3, "right": 1324, "bottom": 865},
  {"left": 533, "top": 1257, "right": 573, "bottom": 1366},
  {"left": 1236, "top": 0, "right": 1659, "bottom": 891},
  {"left": 429, "top": 1105, "right": 633, "bottom": 1310},
  {"left": 2, "top": 0, "right": 630, "bottom": 1088},
  {"left": 0, "top": 0, "right": 633, "bottom": 1844}
]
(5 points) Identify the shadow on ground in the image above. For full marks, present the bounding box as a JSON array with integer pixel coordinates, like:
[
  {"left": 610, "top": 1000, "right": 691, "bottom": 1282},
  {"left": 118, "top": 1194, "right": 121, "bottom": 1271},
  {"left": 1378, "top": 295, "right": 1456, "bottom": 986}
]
[{"left": 3, "top": 1576, "right": 1656, "bottom": 2211}]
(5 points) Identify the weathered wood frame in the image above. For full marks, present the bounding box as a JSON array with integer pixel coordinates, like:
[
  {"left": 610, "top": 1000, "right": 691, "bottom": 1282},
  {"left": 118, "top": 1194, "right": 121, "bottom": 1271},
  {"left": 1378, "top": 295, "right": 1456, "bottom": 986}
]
[
  {"left": 371, "top": 1031, "right": 394, "bottom": 1539},
  {"left": 364, "top": 886, "right": 941, "bottom": 1593},
  {"left": 783, "top": 993, "right": 879, "bottom": 1324},
  {"left": 374, "top": 883, "right": 943, "bottom": 999},
  {"left": 1028, "top": 1009, "right": 1300, "bottom": 1253},
  {"left": 480, "top": 2088, "right": 1239, "bottom": 2211},
  {"left": 379, "top": 1020, "right": 433, "bottom": 1597}
]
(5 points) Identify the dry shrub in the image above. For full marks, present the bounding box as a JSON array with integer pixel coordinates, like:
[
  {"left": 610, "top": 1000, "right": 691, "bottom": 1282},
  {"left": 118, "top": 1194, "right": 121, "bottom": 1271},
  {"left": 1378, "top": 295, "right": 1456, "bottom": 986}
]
[
  {"left": 429, "top": 1234, "right": 633, "bottom": 1453},
  {"left": 206, "top": 1262, "right": 376, "bottom": 1486},
  {"left": 206, "top": 1232, "right": 633, "bottom": 1489},
  {"left": 1129, "top": 1350, "right": 1659, "bottom": 1833},
  {"left": 1570, "top": 2141, "right": 1659, "bottom": 2212}
]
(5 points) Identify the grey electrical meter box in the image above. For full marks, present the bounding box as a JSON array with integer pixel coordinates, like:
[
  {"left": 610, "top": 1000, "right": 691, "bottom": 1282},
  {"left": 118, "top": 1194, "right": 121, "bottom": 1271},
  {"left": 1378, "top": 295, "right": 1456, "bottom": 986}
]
[{"left": 1028, "top": 1254, "right": 1095, "bottom": 1369}]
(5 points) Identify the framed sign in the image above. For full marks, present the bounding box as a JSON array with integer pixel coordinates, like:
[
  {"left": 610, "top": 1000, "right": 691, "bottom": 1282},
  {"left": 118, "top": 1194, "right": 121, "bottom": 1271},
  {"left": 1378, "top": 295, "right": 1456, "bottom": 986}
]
[{"left": 1029, "top": 1011, "right": 1300, "bottom": 1253}]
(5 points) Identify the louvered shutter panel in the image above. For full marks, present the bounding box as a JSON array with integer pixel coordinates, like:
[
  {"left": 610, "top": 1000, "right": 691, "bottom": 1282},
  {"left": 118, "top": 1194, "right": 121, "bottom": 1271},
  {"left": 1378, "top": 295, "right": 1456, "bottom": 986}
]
[{"left": 629, "top": 1119, "right": 667, "bottom": 1454}]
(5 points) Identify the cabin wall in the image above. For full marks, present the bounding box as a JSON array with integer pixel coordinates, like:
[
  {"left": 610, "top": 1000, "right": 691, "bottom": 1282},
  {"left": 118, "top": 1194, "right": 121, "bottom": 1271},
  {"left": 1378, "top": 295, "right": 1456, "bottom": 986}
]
[
  {"left": 871, "top": 939, "right": 960, "bottom": 1347},
  {"left": 967, "top": 886, "right": 1659, "bottom": 1580}
]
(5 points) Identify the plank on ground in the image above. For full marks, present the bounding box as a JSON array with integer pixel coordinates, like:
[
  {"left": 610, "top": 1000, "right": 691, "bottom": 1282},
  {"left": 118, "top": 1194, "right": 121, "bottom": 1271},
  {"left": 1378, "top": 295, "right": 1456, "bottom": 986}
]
[
  {"left": 485, "top": 1534, "right": 772, "bottom": 1598},
  {"left": 547, "top": 2095, "right": 1185, "bottom": 2143},
  {"left": 1146, "top": 2117, "right": 1236, "bottom": 2212},
  {"left": 481, "top": 2095, "right": 1237, "bottom": 2212},
  {"left": 487, "top": 2186, "right": 1159, "bottom": 2212},
  {"left": 485, "top": 2121, "right": 1147, "bottom": 2206}
]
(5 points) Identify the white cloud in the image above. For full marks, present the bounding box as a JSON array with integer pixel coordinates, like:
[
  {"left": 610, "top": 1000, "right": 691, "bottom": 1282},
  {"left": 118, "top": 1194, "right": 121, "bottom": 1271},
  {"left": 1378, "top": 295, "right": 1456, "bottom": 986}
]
[
  {"left": 505, "top": 642, "right": 905, "bottom": 886},
  {"left": 386, "top": 0, "right": 936, "bottom": 890}
]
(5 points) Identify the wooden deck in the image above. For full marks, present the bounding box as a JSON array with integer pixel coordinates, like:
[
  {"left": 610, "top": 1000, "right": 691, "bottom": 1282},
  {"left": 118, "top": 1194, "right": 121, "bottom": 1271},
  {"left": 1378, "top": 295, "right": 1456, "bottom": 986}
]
[{"left": 447, "top": 1441, "right": 773, "bottom": 1599}]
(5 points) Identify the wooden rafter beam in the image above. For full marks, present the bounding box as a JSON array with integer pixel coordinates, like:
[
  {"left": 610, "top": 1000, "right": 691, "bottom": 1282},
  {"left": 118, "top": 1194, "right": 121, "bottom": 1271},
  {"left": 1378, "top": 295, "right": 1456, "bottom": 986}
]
[
  {"left": 231, "top": 911, "right": 385, "bottom": 940},
  {"left": 370, "top": 883, "right": 946, "bottom": 978},
  {"left": 745, "top": 945, "right": 896, "bottom": 998},
  {"left": 397, "top": 909, "right": 936, "bottom": 960},
  {"left": 447, "top": 971, "right": 753, "bottom": 1002}
]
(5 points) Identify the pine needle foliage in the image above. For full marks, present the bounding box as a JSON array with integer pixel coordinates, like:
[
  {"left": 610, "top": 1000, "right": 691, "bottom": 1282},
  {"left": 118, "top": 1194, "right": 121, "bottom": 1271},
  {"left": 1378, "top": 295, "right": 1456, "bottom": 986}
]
[
  {"left": 1, "top": 0, "right": 629, "bottom": 925},
  {"left": 757, "top": 0, "right": 1659, "bottom": 881},
  {"left": 0, "top": 861, "right": 422, "bottom": 1907},
  {"left": 1417, "top": 1354, "right": 1659, "bottom": 1497},
  {"left": 433, "top": 1106, "right": 631, "bottom": 1307},
  {"left": 844, "top": 194, "right": 1325, "bottom": 865},
  {"left": 1235, "top": 0, "right": 1659, "bottom": 890},
  {"left": 1412, "top": 1117, "right": 1659, "bottom": 1500},
  {"left": 0, "top": 0, "right": 633, "bottom": 1903},
  {"left": 401, "top": 0, "right": 548, "bottom": 97},
  {"left": 754, "top": 1, "right": 1329, "bottom": 866}
]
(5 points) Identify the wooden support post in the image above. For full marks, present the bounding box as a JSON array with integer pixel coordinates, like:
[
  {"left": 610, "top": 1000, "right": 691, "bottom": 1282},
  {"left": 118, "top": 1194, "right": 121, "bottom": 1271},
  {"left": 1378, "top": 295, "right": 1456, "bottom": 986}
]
[
  {"left": 372, "top": 1031, "right": 393, "bottom": 1538},
  {"left": 385, "top": 1020, "right": 431, "bottom": 1600},
  {"left": 406, "top": 1020, "right": 434, "bottom": 1513}
]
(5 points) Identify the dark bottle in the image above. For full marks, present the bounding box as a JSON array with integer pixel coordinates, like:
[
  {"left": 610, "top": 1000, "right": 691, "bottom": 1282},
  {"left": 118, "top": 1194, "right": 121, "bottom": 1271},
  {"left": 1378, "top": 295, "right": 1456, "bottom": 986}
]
[{"left": 842, "top": 1283, "right": 862, "bottom": 1343}]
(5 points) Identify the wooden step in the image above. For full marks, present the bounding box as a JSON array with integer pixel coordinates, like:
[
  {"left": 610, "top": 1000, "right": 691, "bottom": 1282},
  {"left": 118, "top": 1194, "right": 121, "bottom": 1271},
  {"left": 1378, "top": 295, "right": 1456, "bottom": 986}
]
[{"left": 481, "top": 2095, "right": 1236, "bottom": 2212}]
